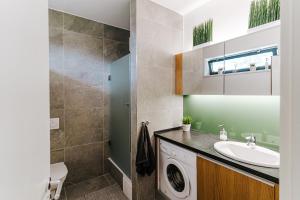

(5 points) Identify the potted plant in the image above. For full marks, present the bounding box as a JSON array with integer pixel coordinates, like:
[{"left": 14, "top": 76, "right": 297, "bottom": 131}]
[
  {"left": 193, "top": 19, "right": 213, "bottom": 48},
  {"left": 182, "top": 116, "right": 192, "bottom": 132}
]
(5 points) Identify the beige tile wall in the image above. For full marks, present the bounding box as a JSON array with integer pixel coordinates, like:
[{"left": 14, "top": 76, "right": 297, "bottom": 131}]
[
  {"left": 49, "top": 9, "right": 129, "bottom": 184},
  {"left": 130, "top": 0, "right": 184, "bottom": 199}
]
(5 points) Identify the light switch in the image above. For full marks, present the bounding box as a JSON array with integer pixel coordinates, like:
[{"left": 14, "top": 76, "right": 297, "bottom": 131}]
[{"left": 50, "top": 118, "right": 60, "bottom": 130}]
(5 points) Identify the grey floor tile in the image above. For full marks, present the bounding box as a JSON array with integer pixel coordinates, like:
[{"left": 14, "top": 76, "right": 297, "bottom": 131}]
[
  {"left": 85, "top": 184, "right": 128, "bottom": 200},
  {"left": 103, "top": 173, "right": 117, "bottom": 185},
  {"left": 66, "top": 175, "right": 110, "bottom": 200},
  {"left": 69, "top": 197, "right": 85, "bottom": 200},
  {"left": 65, "top": 187, "right": 85, "bottom": 200},
  {"left": 107, "top": 160, "right": 123, "bottom": 188}
]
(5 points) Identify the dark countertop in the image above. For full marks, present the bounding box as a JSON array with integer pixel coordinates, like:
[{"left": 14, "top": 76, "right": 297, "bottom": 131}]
[{"left": 154, "top": 128, "right": 279, "bottom": 184}]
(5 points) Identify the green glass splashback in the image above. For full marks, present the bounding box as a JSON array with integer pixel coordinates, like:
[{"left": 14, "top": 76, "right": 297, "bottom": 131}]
[{"left": 184, "top": 95, "right": 280, "bottom": 148}]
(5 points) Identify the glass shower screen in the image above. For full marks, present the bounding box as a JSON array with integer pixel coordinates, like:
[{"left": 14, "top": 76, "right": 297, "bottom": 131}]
[{"left": 110, "top": 54, "right": 131, "bottom": 177}]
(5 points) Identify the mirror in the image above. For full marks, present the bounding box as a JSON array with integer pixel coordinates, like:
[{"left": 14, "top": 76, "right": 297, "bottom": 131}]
[{"left": 177, "top": 25, "right": 280, "bottom": 96}]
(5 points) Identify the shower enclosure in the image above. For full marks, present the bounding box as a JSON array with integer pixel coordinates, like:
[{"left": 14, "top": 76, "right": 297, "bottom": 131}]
[{"left": 110, "top": 54, "right": 131, "bottom": 177}]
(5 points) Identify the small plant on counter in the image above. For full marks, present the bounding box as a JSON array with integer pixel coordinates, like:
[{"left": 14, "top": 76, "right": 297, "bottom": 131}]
[
  {"left": 248, "top": 0, "right": 280, "bottom": 29},
  {"left": 193, "top": 19, "right": 213, "bottom": 47},
  {"left": 182, "top": 116, "right": 192, "bottom": 132}
]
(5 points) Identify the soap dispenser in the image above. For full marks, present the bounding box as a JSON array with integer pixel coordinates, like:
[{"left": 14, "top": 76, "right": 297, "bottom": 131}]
[{"left": 218, "top": 124, "right": 228, "bottom": 141}]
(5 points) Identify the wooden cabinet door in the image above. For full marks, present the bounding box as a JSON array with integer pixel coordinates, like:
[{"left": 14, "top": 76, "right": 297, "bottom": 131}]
[{"left": 197, "top": 156, "right": 276, "bottom": 200}]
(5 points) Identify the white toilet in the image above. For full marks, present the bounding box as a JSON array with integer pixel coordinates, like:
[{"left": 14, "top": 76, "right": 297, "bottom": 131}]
[{"left": 50, "top": 162, "right": 68, "bottom": 200}]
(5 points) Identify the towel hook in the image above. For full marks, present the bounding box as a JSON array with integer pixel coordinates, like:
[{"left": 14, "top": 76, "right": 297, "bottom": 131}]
[{"left": 142, "top": 121, "right": 150, "bottom": 126}]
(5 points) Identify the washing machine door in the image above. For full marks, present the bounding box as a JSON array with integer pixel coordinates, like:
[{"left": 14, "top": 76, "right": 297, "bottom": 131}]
[{"left": 163, "top": 158, "right": 190, "bottom": 199}]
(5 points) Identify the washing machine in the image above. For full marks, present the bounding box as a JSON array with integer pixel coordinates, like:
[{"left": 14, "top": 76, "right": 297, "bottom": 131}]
[{"left": 158, "top": 140, "right": 197, "bottom": 200}]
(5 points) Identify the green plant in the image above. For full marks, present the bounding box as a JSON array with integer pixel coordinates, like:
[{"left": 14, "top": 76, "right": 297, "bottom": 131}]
[
  {"left": 248, "top": 0, "right": 280, "bottom": 29},
  {"left": 193, "top": 19, "right": 213, "bottom": 47},
  {"left": 183, "top": 116, "right": 192, "bottom": 125}
]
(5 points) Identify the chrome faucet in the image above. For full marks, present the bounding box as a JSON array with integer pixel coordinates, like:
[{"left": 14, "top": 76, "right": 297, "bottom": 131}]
[{"left": 245, "top": 134, "right": 256, "bottom": 146}]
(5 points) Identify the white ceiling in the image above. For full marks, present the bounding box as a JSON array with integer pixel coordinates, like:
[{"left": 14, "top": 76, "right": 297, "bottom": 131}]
[
  {"left": 48, "top": 0, "right": 130, "bottom": 30},
  {"left": 150, "top": 0, "right": 212, "bottom": 15}
]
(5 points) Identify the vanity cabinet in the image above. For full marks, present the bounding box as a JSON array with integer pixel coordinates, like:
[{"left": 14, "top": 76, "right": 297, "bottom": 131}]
[{"left": 197, "top": 156, "right": 279, "bottom": 200}]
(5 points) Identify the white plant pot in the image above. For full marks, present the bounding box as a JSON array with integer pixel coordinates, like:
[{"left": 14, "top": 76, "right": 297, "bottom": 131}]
[{"left": 182, "top": 124, "right": 191, "bottom": 132}]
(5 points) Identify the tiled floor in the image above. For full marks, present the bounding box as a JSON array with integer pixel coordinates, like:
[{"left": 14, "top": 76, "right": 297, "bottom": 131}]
[{"left": 59, "top": 173, "right": 128, "bottom": 200}]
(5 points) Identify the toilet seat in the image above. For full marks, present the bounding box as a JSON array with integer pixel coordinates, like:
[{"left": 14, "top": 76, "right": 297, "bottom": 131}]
[{"left": 51, "top": 162, "right": 68, "bottom": 180}]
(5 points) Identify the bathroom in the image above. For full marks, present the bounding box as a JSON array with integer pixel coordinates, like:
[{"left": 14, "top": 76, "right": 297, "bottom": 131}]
[
  {"left": 48, "top": 5, "right": 131, "bottom": 199},
  {"left": 1, "top": 0, "right": 300, "bottom": 200}
]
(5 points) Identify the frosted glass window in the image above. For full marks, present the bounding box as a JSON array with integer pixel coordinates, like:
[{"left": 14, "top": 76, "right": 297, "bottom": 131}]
[{"left": 208, "top": 47, "right": 278, "bottom": 75}]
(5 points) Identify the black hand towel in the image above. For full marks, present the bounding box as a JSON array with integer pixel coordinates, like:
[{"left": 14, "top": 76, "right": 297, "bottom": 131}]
[{"left": 135, "top": 123, "right": 155, "bottom": 176}]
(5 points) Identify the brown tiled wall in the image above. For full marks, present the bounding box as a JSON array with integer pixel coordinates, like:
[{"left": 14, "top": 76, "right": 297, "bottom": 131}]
[{"left": 49, "top": 9, "right": 129, "bottom": 184}]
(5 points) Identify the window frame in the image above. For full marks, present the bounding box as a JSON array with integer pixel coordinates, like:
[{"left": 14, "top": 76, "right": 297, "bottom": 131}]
[{"left": 208, "top": 47, "right": 278, "bottom": 75}]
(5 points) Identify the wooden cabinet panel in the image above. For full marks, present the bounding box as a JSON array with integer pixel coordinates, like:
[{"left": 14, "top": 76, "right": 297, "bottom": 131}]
[
  {"left": 197, "top": 156, "right": 276, "bottom": 200},
  {"left": 175, "top": 53, "right": 183, "bottom": 95},
  {"left": 275, "top": 184, "right": 279, "bottom": 200}
]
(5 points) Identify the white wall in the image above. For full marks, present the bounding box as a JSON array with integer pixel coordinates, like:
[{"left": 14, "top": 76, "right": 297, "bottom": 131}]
[
  {"left": 184, "top": 0, "right": 252, "bottom": 50},
  {"left": 280, "top": 0, "right": 300, "bottom": 199},
  {"left": 0, "top": 0, "right": 50, "bottom": 199}
]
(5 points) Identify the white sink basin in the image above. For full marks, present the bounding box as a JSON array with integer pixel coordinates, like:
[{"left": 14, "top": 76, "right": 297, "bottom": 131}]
[{"left": 214, "top": 141, "right": 280, "bottom": 168}]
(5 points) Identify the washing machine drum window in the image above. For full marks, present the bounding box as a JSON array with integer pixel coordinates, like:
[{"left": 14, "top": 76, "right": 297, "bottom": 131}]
[
  {"left": 164, "top": 159, "right": 190, "bottom": 199},
  {"left": 167, "top": 164, "right": 185, "bottom": 192}
]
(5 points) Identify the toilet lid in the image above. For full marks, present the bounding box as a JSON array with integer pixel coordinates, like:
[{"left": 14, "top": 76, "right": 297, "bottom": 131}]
[{"left": 50, "top": 162, "right": 68, "bottom": 180}]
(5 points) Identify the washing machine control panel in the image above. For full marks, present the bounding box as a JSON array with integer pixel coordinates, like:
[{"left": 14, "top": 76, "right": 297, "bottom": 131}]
[{"left": 160, "top": 141, "right": 196, "bottom": 166}]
